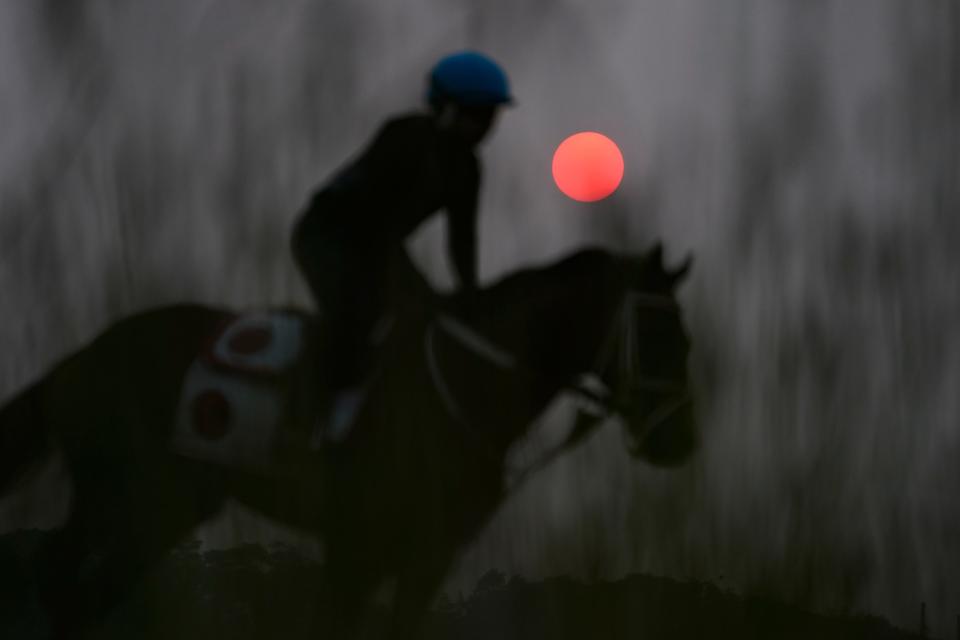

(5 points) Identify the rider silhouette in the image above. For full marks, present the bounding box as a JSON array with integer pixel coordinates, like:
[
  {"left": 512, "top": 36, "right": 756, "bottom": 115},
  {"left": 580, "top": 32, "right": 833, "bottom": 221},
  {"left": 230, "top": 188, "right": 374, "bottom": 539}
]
[{"left": 292, "top": 51, "right": 512, "bottom": 441}]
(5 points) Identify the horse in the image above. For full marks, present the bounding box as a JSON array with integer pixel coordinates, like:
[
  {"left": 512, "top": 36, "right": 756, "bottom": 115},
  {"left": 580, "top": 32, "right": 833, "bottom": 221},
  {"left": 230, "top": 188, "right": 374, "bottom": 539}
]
[{"left": 0, "top": 242, "right": 696, "bottom": 639}]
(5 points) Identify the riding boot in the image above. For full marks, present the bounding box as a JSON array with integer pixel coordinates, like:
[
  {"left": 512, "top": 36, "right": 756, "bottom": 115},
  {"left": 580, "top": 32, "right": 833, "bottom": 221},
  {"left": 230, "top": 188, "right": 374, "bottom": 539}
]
[
  {"left": 308, "top": 386, "right": 364, "bottom": 450},
  {"left": 328, "top": 387, "right": 365, "bottom": 441}
]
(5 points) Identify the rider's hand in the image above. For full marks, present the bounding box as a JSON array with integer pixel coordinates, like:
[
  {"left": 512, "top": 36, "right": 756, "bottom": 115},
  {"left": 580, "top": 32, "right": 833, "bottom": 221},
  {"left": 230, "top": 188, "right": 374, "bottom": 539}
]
[{"left": 454, "top": 287, "right": 483, "bottom": 320}]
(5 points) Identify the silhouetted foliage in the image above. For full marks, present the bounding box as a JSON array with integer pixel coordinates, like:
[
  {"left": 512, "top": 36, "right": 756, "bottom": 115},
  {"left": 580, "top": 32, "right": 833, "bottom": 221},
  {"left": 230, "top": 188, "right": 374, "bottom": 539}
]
[{"left": 0, "top": 531, "right": 927, "bottom": 639}]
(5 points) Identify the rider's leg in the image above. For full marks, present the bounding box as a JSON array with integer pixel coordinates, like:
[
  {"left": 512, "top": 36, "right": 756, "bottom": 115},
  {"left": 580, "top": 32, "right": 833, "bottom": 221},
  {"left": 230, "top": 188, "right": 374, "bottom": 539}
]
[
  {"left": 319, "top": 263, "right": 386, "bottom": 442},
  {"left": 389, "top": 547, "right": 457, "bottom": 640},
  {"left": 294, "top": 227, "right": 388, "bottom": 443}
]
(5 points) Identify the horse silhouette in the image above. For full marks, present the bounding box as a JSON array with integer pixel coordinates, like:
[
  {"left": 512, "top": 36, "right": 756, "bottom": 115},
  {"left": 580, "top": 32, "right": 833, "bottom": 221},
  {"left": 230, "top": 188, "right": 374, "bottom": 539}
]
[{"left": 0, "top": 243, "right": 696, "bottom": 639}]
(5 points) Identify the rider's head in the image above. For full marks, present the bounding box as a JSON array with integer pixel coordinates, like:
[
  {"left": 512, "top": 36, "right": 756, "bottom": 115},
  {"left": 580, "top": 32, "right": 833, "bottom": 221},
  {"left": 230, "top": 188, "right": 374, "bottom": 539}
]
[{"left": 427, "top": 51, "right": 512, "bottom": 148}]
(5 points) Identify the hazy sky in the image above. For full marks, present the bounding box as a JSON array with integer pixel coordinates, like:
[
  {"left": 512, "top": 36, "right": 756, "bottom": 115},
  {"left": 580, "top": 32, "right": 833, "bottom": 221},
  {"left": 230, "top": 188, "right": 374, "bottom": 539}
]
[{"left": 1, "top": 1, "right": 957, "bottom": 636}]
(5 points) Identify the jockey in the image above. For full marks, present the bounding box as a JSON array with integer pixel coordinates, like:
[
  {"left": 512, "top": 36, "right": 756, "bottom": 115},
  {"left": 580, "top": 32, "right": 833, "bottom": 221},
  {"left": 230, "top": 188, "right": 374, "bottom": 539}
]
[{"left": 291, "top": 51, "right": 512, "bottom": 442}]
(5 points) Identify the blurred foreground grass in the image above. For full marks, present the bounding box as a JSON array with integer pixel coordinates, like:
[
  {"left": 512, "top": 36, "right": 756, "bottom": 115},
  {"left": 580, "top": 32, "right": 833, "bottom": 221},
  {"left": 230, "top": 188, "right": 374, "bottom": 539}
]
[{"left": 0, "top": 529, "right": 926, "bottom": 640}]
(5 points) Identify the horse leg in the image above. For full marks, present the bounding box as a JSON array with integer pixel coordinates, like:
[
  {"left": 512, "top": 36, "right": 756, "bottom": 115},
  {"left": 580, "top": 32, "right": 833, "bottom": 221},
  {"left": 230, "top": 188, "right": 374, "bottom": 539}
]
[
  {"left": 35, "top": 498, "right": 172, "bottom": 638},
  {"left": 33, "top": 511, "right": 96, "bottom": 639},
  {"left": 321, "top": 540, "right": 383, "bottom": 640},
  {"left": 36, "top": 457, "right": 221, "bottom": 638},
  {"left": 388, "top": 551, "right": 454, "bottom": 640}
]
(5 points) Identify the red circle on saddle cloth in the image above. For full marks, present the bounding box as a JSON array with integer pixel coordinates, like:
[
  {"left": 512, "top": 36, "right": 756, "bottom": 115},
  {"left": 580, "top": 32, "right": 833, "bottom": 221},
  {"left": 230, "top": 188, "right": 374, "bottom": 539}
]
[
  {"left": 192, "top": 389, "right": 231, "bottom": 440},
  {"left": 228, "top": 326, "right": 273, "bottom": 355}
]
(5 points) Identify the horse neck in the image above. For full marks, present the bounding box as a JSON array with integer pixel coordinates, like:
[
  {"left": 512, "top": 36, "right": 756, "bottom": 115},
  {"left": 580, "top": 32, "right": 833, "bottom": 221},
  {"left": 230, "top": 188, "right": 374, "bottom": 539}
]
[
  {"left": 464, "top": 251, "right": 626, "bottom": 448},
  {"left": 493, "top": 250, "right": 625, "bottom": 376}
]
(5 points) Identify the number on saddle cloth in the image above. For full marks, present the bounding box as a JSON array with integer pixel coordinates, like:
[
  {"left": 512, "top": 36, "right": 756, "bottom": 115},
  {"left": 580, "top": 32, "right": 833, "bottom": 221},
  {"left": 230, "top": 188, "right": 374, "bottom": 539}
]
[{"left": 171, "top": 311, "right": 307, "bottom": 473}]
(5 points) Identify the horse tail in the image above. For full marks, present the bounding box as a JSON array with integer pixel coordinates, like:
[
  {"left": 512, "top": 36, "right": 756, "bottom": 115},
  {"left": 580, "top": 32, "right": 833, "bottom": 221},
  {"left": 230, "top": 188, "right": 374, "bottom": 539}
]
[{"left": 0, "top": 383, "right": 49, "bottom": 496}]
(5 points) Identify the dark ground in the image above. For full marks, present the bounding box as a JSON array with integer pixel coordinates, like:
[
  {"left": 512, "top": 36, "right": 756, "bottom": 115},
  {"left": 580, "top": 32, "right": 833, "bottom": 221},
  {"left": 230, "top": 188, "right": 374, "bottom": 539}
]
[{"left": 0, "top": 529, "right": 927, "bottom": 639}]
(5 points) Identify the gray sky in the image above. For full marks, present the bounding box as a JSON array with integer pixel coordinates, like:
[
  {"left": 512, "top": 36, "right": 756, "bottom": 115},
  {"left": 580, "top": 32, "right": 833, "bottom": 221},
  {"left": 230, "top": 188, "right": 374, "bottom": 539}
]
[{"left": 1, "top": 1, "right": 957, "bottom": 636}]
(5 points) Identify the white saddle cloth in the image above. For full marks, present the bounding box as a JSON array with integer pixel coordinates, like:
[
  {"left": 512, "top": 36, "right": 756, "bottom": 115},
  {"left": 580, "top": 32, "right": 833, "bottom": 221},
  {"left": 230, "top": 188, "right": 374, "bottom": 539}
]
[{"left": 171, "top": 311, "right": 305, "bottom": 472}]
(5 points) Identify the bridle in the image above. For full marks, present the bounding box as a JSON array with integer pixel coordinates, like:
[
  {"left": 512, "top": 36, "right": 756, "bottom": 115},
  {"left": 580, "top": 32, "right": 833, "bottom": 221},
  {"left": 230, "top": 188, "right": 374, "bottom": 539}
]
[{"left": 579, "top": 290, "right": 693, "bottom": 455}]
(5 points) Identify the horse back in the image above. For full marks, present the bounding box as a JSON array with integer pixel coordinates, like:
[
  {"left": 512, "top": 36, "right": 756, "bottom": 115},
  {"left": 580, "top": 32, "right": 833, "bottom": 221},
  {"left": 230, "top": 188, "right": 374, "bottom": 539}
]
[{"left": 42, "top": 304, "right": 234, "bottom": 453}]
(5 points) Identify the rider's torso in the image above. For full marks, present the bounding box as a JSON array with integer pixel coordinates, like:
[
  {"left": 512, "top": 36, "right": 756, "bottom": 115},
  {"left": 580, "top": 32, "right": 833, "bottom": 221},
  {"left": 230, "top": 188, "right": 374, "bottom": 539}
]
[{"left": 312, "top": 113, "right": 479, "bottom": 242}]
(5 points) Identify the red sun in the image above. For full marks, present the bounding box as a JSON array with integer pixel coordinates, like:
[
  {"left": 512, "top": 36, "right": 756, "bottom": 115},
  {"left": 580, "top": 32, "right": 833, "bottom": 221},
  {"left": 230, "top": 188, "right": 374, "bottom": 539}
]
[{"left": 552, "top": 132, "right": 624, "bottom": 202}]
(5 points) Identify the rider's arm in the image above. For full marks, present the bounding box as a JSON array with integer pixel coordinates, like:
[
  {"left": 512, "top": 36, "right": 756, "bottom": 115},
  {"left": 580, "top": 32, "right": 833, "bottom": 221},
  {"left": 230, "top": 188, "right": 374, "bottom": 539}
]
[{"left": 446, "top": 158, "right": 480, "bottom": 293}]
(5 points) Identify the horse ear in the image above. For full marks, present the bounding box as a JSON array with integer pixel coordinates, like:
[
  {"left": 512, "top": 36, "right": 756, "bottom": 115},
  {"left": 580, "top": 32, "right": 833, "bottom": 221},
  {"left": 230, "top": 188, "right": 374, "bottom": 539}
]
[
  {"left": 647, "top": 241, "right": 664, "bottom": 268},
  {"left": 667, "top": 253, "right": 693, "bottom": 287},
  {"left": 633, "top": 242, "right": 691, "bottom": 291}
]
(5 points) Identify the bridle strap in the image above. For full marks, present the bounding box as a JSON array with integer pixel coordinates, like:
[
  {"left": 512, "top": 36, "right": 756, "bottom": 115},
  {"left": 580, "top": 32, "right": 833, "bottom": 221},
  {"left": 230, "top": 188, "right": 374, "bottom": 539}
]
[
  {"left": 593, "top": 290, "right": 681, "bottom": 403},
  {"left": 591, "top": 290, "right": 691, "bottom": 448}
]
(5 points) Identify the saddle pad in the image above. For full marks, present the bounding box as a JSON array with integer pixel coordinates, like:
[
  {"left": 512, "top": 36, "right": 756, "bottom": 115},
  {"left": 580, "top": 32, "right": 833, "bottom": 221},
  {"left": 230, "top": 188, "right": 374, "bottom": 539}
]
[
  {"left": 205, "top": 311, "right": 304, "bottom": 376},
  {"left": 171, "top": 311, "right": 307, "bottom": 472}
]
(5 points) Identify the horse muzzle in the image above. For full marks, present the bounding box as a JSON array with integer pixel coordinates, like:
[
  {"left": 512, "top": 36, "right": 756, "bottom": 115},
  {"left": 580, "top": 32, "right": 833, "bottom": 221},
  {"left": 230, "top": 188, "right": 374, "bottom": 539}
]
[{"left": 622, "top": 392, "right": 697, "bottom": 466}]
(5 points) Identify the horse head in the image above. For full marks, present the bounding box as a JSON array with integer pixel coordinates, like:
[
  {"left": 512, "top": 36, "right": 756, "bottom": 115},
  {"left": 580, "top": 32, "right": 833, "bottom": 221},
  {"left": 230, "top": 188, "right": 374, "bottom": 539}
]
[
  {"left": 433, "top": 242, "right": 696, "bottom": 467},
  {"left": 590, "top": 242, "right": 697, "bottom": 466}
]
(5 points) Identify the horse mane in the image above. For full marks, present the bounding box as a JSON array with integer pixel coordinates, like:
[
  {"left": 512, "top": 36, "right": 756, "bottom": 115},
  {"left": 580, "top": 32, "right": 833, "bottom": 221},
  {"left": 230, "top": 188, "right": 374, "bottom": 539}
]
[
  {"left": 453, "top": 247, "right": 632, "bottom": 376},
  {"left": 478, "top": 247, "right": 626, "bottom": 312}
]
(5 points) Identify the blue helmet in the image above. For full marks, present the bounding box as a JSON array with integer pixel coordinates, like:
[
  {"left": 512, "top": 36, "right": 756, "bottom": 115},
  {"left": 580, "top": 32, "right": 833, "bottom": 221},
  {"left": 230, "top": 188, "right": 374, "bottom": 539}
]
[{"left": 427, "top": 51, "right": 513, "bottom": 107}]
